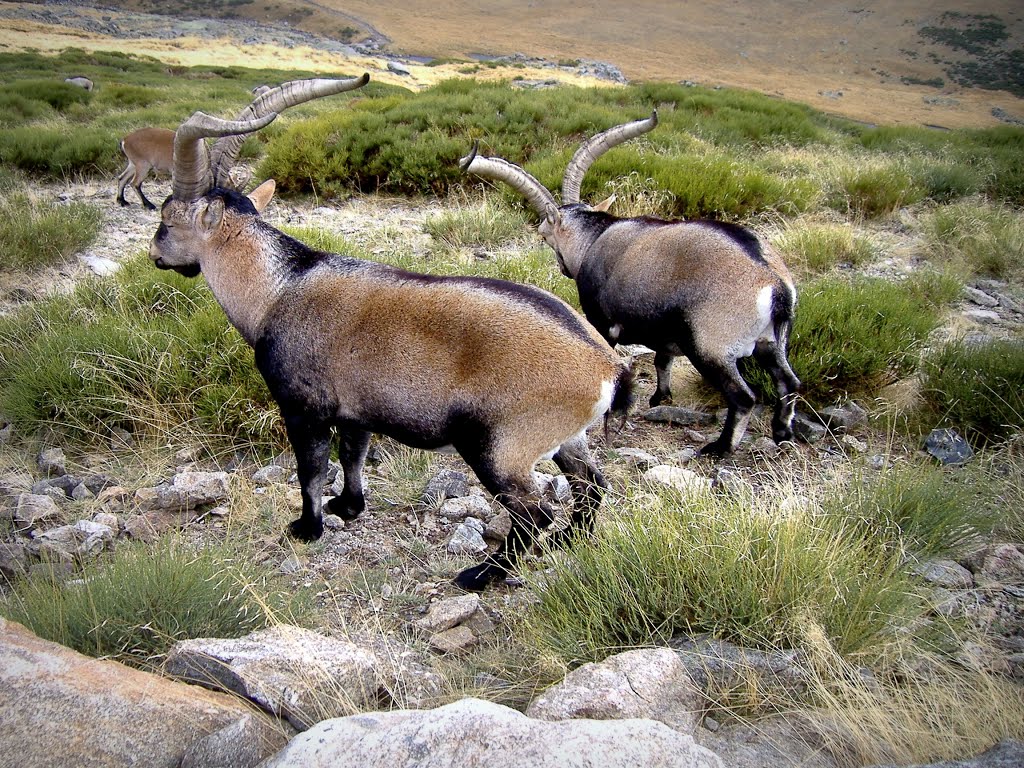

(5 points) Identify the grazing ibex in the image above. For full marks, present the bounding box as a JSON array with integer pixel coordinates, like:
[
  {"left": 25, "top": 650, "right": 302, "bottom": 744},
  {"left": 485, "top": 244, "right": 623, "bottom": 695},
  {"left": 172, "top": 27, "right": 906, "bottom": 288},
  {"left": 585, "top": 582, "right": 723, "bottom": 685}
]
[
  {"left": 461, "top": 113, "right": 800, "bottom": 456},
  {"left": 116, "top": 78, "right": 361, "bottom": 209},
  {"left": 148, "top": 75, "right": 632, "bottom": 592},
  {"left": 64, "top": 76, "right": 94, "bottom": 91}
]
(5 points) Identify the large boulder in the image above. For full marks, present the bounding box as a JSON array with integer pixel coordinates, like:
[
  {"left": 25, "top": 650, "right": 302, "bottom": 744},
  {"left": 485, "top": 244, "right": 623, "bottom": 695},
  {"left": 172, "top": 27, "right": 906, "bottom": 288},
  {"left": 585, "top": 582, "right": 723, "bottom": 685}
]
[
  {"left": 526, "top": 648, "right": 705, "bottom": 733},
  {"left": 263, "top": 697, "right": 724, "bottom": 767},
  {"left": 0, "top": 617, "right": 286, "bottom": 768}
]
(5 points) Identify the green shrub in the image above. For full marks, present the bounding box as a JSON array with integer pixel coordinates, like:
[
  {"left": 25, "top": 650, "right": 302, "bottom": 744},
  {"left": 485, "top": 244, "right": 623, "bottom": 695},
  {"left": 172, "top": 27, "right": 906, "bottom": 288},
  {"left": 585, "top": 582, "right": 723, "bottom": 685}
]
[
  {"left": 524, "top": 481, "right": 921, "bottom": 663},
  {"left": 917, "top": 199, "right": 1024, "bottom": 280},
  {"left": 829, "top": 161, "right": 926, "bottom": 217},
  {"left": 95, "top": 84, "right": 162, "bottom": 109},
  {"left": 773, "top": 221, "right": 876, "bottom": 274},
  {"left": 920, "top": 339, "right": 1024, "bottom": 444},
  {"left": 0, "top": 187, "right": 102, "bottom": 271},
  {"left": 0, "top": 255, "right": 281, "bottom": 447},
  {"left": 0, "top": 125, "right": 122, "bottom": 176},
  {"left": 424, "top": 198, "right": 532, "bottom": 250},
  {"left": 1, "top": 537, "right": 298, "bottom": 668},
  {"left": 769, "top": 272, "right": 960, "bottom": 405},
  {"left": 0, "top": 79, "right": 92, "bottom": 112}
]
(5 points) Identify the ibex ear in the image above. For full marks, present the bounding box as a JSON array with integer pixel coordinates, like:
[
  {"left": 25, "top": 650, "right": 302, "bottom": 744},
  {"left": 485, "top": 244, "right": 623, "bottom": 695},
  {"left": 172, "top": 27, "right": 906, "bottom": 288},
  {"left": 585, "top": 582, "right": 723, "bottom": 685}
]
[
  {"left": 592, "top": 194, "right": 616, "bottom": 213},
  {"left": 199, "top": 199, "right": 225, "bottom": 233},
  {"left": 248, "top": 179, "right": 276, "bottom": 212}
]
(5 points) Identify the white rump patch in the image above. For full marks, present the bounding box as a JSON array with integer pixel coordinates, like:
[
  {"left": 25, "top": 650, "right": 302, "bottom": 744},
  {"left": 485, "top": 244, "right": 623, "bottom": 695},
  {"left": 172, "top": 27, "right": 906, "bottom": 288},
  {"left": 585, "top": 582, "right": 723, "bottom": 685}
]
[{"left": 589, "top": 379, "right": 615, "bottom": 427}]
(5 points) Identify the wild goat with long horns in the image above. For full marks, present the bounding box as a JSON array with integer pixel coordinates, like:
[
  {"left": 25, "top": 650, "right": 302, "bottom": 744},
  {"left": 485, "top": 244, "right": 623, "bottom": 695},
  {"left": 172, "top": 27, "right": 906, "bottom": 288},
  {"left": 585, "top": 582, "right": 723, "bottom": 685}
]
[
  {"left": 461, "top": 114, "right": 800, "bottom": 456},
  {"left": 147, "top": 76, "right": 632, "bottom": 591}
]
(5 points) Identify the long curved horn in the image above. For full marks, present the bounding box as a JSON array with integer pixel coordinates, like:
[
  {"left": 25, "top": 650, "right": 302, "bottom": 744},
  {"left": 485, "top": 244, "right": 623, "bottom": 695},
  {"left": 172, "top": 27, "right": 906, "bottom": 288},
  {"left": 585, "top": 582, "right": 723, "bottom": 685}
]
[
  {"left": 172, "top": 111, "right": 278, "bottom": 201},
  {"left": 561, "top": 111, "right": 658, "bottom": 205},
  {"left": 459, "top": 144, "right": 559, "bottom": 220},
  {"left": 210, "top": 74, "right": 370, "bottom": 187}
]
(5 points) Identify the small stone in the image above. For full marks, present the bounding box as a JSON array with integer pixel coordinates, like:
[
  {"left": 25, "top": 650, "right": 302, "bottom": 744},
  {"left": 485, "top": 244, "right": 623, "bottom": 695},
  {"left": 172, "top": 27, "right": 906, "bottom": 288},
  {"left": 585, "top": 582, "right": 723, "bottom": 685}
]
[
  {"left": 613, "top": 448, "right": 660, "bottom": 471},
  {"left": 439, "top": 495, "right": 492, "bottom": 522},
  {"left": 252, "top": 464, "right": 289, "bottom": 485},
  {"left": 964, "top": 286, "right": 999, "bottom": 308},
  {"left": 428, "top": 625, "right": 477, "bottom": 654},
  {"left": 913, "top": 559, "right": 974, "bottom": 589},
  {"left": 924, "top": 428, "right": 974, "bottom": 465},
  {"left": 71, "top": 483, "right": 95, "bottom": 501},
  {"left": 643, "top": 465, "right": 710, "bottom": 496},
  {"left": 711, "top": 468, "right": 754, "bottom": 500},
  {"left": 643, "top": 406, "right": 715, "bottom": 427},
  {"left": 791, "top": 412, "right": 827, "bottom": 443},
  {"left": 422, "top": 469, "right": 471, "bottom": 504},
  {"left": 415, "top": 594, "right": 481, "bottom": 633},
  {"left": 37, "top": 447, "right": 67, "bottom": 477},
  {"left": 819, "top": 401, "right": 868, "bottom": 431},
  {"left": 840, "top": 435, "right": 867, "bottom": 453},
  {"left": 93, "top": 511, "right": 120, "bottom": 531},
  {"left": 15, "top": 493, "right": 61, "bottom": 530},
  {"left": 749, "top": 437, "right": 780, "bottom": 457},
  {"left": 447, "top": 517, "right": 488, "bottom": 555}
]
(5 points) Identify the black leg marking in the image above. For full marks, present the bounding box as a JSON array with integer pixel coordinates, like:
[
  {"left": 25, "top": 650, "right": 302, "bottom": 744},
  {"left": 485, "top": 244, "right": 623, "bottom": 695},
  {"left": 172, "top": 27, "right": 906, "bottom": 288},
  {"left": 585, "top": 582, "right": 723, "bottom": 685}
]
[
  {"left": 283, "top": 414, "right": 332, "bottom": 542},
  {"left": 753, "top": 339, "right": 801, "bottom": 444},
  {"left": 137, "top": 184, "right": 156, "bottom": 211},
  {"left": 326, "top": 428, "right": 371, "bottom": 520},
  {"left": 545, "top": 434, "right": 607, "bottom": 548},
  {"left": 649, "top": 350, "right": 675, "bottom": 407},
  {"left": 693, "top": 357, "right": 756, "bottom": 457}
]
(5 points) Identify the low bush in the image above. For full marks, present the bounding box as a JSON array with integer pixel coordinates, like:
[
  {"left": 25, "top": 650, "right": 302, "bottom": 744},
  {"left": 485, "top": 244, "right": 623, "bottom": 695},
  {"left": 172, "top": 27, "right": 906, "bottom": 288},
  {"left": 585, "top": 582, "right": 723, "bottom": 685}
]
[
  {"left": 524, "top": 479, "right": 922, "bottom": 664},
  {"left": 773, "top": 220, "right": 876, "bottom": 275},
  {"left": 0, "top": 79, "right": 92, "bottom": 112},
  {"left": 424, "top": 197, "right": 532, "bottom": 250},
  {"left": 1, "top": 537, "right": 298, "bottom": 669},
  {"left": 917, "top": 199, "right": 1024, "bottom": 280},
  {"left": 919, "top": 339, "right": 1024, "bottom": 444},
  {"left": 0, "top": 185, "right": 103, "bottom": 271},
  {"left": 0, "top": 124, "right": 122, "bottom": 177}
]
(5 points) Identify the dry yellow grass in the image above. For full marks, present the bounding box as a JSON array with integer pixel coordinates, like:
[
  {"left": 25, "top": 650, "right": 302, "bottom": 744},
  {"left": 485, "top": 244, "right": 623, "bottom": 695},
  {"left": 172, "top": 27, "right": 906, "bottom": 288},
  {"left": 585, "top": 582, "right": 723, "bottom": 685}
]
[{"left": 2, "top": 0, "right": 1021, "bottom": 127}]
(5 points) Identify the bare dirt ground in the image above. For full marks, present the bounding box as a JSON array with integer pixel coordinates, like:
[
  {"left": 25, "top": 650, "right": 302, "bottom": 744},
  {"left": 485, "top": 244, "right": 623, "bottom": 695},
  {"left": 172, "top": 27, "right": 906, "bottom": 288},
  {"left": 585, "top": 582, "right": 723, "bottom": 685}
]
[{"left": 1, "top": 0, "right": 1022, "bottom": 128}]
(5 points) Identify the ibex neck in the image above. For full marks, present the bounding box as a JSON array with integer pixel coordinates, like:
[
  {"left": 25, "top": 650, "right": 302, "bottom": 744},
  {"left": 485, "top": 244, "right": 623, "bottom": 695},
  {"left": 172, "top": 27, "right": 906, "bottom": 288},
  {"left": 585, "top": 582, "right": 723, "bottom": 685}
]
[{"left": 200, "top": 231, "right": 287, "bottom": 344}]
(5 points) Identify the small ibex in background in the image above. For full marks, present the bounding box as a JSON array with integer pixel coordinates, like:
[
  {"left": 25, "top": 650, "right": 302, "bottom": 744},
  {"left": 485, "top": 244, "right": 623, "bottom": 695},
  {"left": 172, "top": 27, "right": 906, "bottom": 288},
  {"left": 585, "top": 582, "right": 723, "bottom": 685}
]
[
  {"left": 116, "top": 81, "right": 311, "bottom": 209},
  {"left": 64, "top": 76, "right": 93, "bottom": 91},
  {"left": 462, "top": 114, "right": 800, "bottom": 456},
  {"left": 147, "top": 74, "right": 632, "bottom": 592}
]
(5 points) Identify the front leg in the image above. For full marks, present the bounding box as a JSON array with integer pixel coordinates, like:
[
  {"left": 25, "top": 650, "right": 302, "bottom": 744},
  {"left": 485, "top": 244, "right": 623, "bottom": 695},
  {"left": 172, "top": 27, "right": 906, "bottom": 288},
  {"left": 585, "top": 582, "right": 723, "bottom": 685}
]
[
  {"left": 326, "top": 428, "right": 371, "bottom": 520},
  {"left": 283, "top": 412, "right": 332, "bottom": 541}
]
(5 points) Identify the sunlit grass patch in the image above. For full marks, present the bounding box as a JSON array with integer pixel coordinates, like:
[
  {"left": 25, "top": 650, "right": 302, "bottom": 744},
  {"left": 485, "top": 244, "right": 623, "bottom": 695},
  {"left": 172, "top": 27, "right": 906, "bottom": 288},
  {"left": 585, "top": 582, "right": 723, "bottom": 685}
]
[{"left": 917, "top": 198, "right": 1024, "bottom": 280}]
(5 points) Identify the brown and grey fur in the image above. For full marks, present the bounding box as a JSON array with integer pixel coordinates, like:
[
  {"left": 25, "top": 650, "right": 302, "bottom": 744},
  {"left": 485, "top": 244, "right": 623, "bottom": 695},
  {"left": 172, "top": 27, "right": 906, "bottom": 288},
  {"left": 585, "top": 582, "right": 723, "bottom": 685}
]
[
  {"left": 461, "top": 114, "right": 800, "bottom": 456},
  {"left": 148, "top": 78, "right": 631, "bottom": 591},
  {"left": 116, "top": 127, "right": 175, "bottom": 209}
]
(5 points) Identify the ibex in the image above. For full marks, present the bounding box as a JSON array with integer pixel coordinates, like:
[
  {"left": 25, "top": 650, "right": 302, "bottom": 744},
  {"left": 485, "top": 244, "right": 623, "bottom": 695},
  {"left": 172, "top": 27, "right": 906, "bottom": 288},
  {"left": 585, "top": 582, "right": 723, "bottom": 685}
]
[
  {"left": 147, "top": 75, "right": 632, "bottom": 592},
  {"left": 64, "top": 76, "right": 93, "bottom": 91},
  {"left": 116, "top": 81, "right": 320, "bottom": 209},
  {"left": 461, "top": 113, "right": 800, "bottom": 456}
]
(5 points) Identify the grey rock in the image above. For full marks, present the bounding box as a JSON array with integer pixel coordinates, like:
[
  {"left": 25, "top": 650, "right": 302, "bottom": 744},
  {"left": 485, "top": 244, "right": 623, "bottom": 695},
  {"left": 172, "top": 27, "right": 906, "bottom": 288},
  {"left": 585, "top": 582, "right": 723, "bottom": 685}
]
[
  {"left": 71, "top": 482, "right": 95, "bottom": 501},
  {"left": 913, "top": 559, "right": 974, "bottom": 589},
  {"left": 439, "top": 494, "right": 492, "bottom": 522},
  {"left": 696, "top": 714, "right": 836, "bottom": 768},
  {"left": 386, "top": 59, "right": 411, "bottom": 75},
  {"left": 643, "top": 406, "right": 715, "bottom": 427},
  {"left": 819, "top": 401, "right": 868, "bottom": 431},
  {"left": 526, "top": 648, "right": 704, "bottom": 734},
  {"left": 14, "top": 493, "right": 61, "bottom": 530},
  {"left": 447, "top": 516, "right": 488, "bottom": 555},
  {"left": 869, "top": 739, "right": 1024, "bottom": 767},
  {"left": 1, "top": 617, "right": 286, "bottom": 768},
  {"left": 428, "top": 624, "right": 478, "bottom": 654},
  {"left": 165, "top": 624, "right": 382, "bottom": 731},
  {"left": 964, "top": 286, "right": 1000, "bottom": 308},
  {"left": 925, "top": 428, "right": 974, "bottom": 465},
  {"left": 262, "top": 697, "right": 724, "bottom": 768},
  {"left": 711, "top": 468, "right": 754, "bottom": 500},
  {"left": 792, "top": 412, "right": 827, "bottom": 443},
  {"left": 422, "top": 468, "right": 471, "bottom": 504},
  {"left": 37, "top": 446, "right": 67, "bottom": 476},
  {"left": 643, "top": 465, "right": 711, "bottom": 495},
  {"left": 964, "top": 308, "right": 1000, "bottom": 324},
  {"left": 181, "top": 714, "right": 278, "bottom": 768},
  {"left": 614, "top": 447, "right": 660, "bottom": 471},
  {"left": 32, "top": 519, "right": 114, "bottom": 560},
  {"left": 0, "top": 540, "right": 29, "bottom": 579},
  {"left": 749, "top": 437, "right": 780, "bottom": 457},
  {"left": 670, "top": 635, "right": 808, "bottom": 695},
  {"left": 252, "top": 464, "right": 289, "bottom": 485},
  {"left": 134, "top": 470, "right": 231, "bottom": 512},
  {"left": 414, "top": 593, "right": 481, "bottom": 633}
]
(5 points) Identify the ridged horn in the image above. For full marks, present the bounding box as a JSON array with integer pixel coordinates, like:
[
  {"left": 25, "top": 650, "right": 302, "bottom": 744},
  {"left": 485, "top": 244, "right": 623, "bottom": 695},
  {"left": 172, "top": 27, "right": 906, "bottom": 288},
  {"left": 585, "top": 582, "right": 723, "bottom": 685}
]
[
  {"left": 172, "top": 111, "right": 278, "bottom": 201},
  {"left": 561, "top": 111, "right": 658, "bottom": 205},
  {"left": 459, "top": 144, "right": 559, "bottom": 221},
  {"left": 210, "top": 74, "right": 370, "bottom": 188}
]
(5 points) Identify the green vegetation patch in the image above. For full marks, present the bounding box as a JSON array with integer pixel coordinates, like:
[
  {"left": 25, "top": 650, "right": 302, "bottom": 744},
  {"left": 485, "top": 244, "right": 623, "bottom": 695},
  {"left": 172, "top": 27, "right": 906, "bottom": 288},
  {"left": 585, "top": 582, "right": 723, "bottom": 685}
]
[{"left": 2, "top": 537, "right": 299, "bottom": 669}]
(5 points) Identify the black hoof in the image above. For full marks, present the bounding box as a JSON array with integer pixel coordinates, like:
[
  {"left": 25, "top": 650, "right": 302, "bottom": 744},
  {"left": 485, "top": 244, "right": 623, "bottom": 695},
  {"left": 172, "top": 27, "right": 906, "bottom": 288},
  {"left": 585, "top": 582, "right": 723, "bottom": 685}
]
[
  {"left": 649, "top": 392, "right": 673, "bottom": 407},
  {"left": 697, "top": 439, "right": 732, "bottom": 458},
  {"left": 454, "top": 562, "right": 505, "bottom": 592},
  {"left": 117, "top": 198, "right": 129, "bottom": 207},
  {"left": 288, "top": 517, "right": 323, "bottom": 542},
  {"left": 326, "top": 493, "right": 364, "bottom": 521},
  {"left": 773, "top": 427, "right": 795, "bottom": 444}
]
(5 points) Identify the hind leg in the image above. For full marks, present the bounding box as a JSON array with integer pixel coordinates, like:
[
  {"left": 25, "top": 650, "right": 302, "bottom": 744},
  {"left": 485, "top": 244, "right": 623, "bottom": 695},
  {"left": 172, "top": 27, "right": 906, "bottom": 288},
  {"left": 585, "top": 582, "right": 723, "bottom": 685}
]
[
  {"left": 134, "top": 178, "right": 157, "bottom": 210},
  {"left": 753, "top": 339, "right": 801, "bottom": 443},
  {"left": 326, "top": 428, "right": 371, "bottom": 520},
  {"left": 545, "top": 432, "right": 608, "bottom": 548},
  {"left": 692, "top": 356, "right": 757, "bottom": 457},
  {"left": 452, "top": 447, "right": 554, "bottom": 591},
  {"left": 649, "top": 350, "right": 675, "bottom": 406},
  {"left": 116, "top": 163, "right": 133, "bottom": 206}
]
